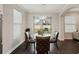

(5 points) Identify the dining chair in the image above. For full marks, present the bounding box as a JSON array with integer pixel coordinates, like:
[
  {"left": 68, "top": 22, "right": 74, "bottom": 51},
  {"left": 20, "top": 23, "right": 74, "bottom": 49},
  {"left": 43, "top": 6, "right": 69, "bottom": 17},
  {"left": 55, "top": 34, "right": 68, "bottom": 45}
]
[
  {"left": 50, "top": 32, "right": 59, "bottom": 49},
  {"left": 25, "top": 33, "right": 35, "bottom": 53},
  {"left": 36, "top": 36, "right": 50, "bottom": 54}
]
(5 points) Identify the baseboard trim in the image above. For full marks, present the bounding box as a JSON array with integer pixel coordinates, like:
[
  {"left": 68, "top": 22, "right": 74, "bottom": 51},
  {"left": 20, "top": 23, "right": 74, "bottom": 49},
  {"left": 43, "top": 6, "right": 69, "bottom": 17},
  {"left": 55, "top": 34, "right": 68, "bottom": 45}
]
[
  {"left": 3, "top": 40, "right": 25, "bottom": 54},
  {"left": 64, "top": 38, "right": 72, "bottom": 40}
]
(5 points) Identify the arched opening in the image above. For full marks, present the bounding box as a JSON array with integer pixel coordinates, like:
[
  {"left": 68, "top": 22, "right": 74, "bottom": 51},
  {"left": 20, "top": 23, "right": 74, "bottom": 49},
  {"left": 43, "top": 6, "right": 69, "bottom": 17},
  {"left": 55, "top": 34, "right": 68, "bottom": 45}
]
[{"left": 61, "top": 7, "right": 79, "bottom": 40}]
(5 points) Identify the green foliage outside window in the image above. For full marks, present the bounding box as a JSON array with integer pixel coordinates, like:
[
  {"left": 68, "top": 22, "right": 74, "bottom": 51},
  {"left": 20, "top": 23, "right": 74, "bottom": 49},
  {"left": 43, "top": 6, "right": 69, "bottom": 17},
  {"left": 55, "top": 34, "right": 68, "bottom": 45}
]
[{"left": 33, "top": 16, "right": 52, "bottom": 35}]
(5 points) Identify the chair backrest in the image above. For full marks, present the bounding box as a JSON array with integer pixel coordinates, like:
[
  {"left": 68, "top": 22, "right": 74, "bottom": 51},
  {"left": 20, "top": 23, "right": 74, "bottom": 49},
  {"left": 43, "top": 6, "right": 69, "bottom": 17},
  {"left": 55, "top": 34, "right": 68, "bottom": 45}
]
[
  {"left": 36, "top": 36, "right": 50, "bottom": 54},
  {"left": 54, "top": 32, "right": 59, "bottom": 42},
  {"left": 55, "top": 32, "right": 59, "bottom": 39},
  {"left": 25, "top": 32, "right": 29, "bottom": 43},
  {"left": 25, "top": 32, "right": 32, "bottom": 41}
]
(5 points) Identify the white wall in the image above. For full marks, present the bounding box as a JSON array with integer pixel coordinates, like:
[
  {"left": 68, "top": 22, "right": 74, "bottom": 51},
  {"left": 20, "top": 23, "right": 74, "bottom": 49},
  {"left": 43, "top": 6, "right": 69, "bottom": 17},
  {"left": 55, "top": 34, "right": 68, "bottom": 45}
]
[
  {"left": 64, "top": 12, "right": 79, "bottom": 39},
  {"left": 2, "top": 4, "right": 27, "bottom": 54},
  {"left": 61, "top": 12, "right": 79, "bottom": 39},
  {"left": 0, "top": 5, "right": 3, "bottom": 54},
  {"left": 0, "top": 5, "right": 3, "bottom": 41},
  {"left": 59, "top": 15, "right": 65, "bottom": 41},
  {"left": 27, "top": 13, "right": 59, "bottom": 34},
  {"left": 59, "top": 4, "right": 79, "bottom": 40},
  {"left": 27, "top": 13, "right": 59, "bottom": 36}
]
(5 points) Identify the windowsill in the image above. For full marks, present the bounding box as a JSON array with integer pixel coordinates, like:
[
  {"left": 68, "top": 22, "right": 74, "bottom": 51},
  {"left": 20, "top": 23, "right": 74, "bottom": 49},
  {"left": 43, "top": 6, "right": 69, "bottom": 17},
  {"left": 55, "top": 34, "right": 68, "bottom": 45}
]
[{"left": 64, "top": 32, "right": 75, "bottom": 34}]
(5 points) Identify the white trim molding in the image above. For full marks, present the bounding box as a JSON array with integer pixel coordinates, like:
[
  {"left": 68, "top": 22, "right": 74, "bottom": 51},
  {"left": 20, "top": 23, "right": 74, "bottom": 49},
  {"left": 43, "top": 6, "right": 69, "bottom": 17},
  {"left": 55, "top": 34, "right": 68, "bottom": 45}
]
[{"left": 3, "top": 40, "right": 25, "bottom": 54}]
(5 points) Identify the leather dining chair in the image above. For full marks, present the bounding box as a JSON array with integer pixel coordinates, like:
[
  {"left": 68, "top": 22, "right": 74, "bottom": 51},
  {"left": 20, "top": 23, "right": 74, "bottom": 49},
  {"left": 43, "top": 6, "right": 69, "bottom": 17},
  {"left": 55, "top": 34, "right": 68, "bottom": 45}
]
[
  {"left": 50, "top": 32, "right": 59, "bottom": 49},
  {"left": 25, "top": 33, "right": 35, "bottom": 53},
  {"left": 36, "top": 36, "right": 50, "bottom": 54}
]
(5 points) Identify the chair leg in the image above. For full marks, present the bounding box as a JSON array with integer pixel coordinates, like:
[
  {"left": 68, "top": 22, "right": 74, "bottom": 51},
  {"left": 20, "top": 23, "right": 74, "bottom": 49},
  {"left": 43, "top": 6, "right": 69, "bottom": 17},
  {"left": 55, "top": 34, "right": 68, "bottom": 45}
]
[
  {"left": 46, "top": 51, "right": 48, "bottom": 54},
  {"left": 25, "top": 43, "right": 28, "bottom": 50},
  {"left": 55, "top": 43, "right": 58, "bottom": 49},
  {"left": 34, "top": 43, "right": 35, "bottom": 53}
]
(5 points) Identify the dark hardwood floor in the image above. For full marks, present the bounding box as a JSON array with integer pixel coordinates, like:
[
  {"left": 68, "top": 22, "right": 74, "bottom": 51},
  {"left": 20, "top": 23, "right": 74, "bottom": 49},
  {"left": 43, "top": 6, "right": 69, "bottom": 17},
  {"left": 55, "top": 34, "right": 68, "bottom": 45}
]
[
  {"left": 59, "top": 39, "right": 79, "bottom": 54},
  {"left": 11, "top": 39, "right": 79, "bottom": 54}
]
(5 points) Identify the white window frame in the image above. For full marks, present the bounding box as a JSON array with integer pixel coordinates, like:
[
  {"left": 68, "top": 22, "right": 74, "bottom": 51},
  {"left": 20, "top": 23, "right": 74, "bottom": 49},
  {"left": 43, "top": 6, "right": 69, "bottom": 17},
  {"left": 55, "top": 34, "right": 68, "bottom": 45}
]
[
  {"left": 33, "top": 16, "right": 52, "bottom": 35},
  {"left": 13, "top": 9, "right": 22, "bottom": 40},
  {"left": 65, "top": 16, "right": 76, "bottom": 33}
]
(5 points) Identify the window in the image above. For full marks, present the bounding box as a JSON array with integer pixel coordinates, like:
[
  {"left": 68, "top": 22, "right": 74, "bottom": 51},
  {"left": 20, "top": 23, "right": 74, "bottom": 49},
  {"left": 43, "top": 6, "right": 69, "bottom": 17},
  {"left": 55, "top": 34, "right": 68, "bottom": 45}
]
[
  {"left": 13, "top": 9, "right": 22, "bottom": 40},
  {"left": 33, "top": 16, "right": 52, "bottom": 36},
  {"left": 65, "top": 16, "right": 76, "bottom": 32}
]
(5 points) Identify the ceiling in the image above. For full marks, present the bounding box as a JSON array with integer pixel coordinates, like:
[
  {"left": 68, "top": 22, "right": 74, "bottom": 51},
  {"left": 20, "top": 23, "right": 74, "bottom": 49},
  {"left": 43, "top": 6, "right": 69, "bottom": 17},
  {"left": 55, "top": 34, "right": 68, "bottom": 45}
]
[
  {"left": 19, "top": 4, "right": 66, "bottom": 13},
  {"left": 69, "top": 7, "right": 79, "bottom": 12}
]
